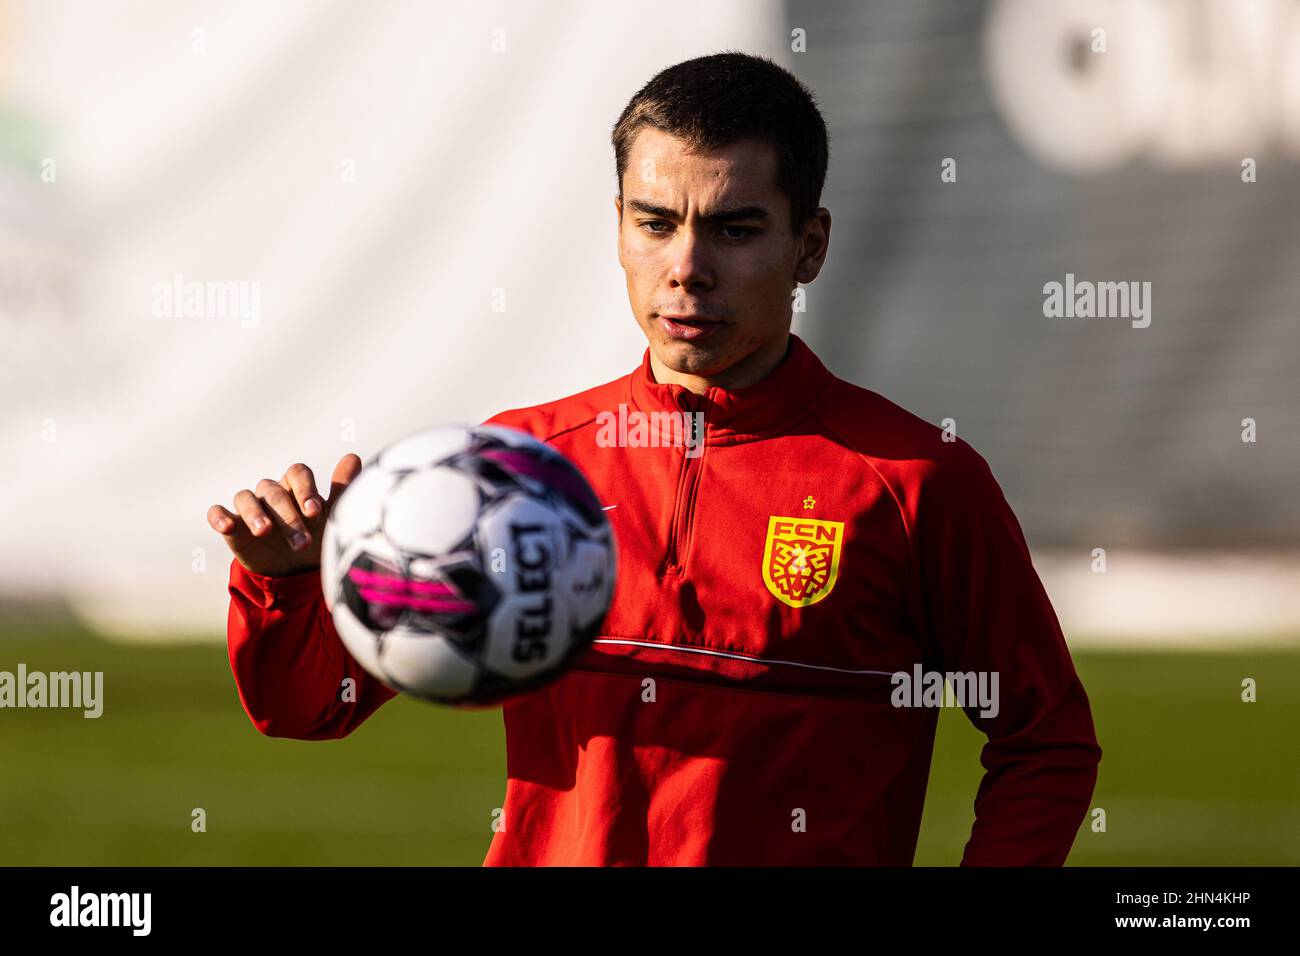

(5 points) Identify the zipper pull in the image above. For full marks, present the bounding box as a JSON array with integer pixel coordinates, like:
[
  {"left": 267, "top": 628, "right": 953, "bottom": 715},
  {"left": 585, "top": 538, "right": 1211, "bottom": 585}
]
[{"left": 676, "top": 389, "right": 704, "bottom": 453}]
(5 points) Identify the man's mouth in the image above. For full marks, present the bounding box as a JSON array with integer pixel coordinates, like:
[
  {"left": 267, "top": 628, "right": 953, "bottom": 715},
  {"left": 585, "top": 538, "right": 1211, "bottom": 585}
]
[{"left": 658, "top": 314, "right": 722, "bottom": 342}]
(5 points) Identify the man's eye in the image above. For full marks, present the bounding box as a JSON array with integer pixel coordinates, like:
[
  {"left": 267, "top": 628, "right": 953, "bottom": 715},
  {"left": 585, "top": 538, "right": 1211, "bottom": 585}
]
[
  {"left": 720, "top": 226, "right": 755, "bottom": 240},
  {"left": 639, "top": 222, "right": 755, "bottom": 239}
]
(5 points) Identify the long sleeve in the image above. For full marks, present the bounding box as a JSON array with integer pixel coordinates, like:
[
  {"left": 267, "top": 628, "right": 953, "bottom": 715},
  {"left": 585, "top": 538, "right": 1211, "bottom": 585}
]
[
  {"left": 912, "top": 440, "right": 1102, "bottom": 866},
  {"left": 227, "top": 557, "right": 399, "bottom": 739}
]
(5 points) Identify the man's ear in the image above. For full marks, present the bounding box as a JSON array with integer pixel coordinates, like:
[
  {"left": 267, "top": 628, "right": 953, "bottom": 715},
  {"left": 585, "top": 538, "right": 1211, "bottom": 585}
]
[
  {"left": 614, "top": 195, "right": 622, "bottom": 224},
  {"left": 794, "top": 207, "right": 832, "bottom": 285}
]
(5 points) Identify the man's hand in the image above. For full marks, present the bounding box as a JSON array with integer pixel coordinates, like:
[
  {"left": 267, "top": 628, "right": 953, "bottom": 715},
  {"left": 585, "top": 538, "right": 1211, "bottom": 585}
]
[{"left": 207, "top": 454, "right": 363, "bottom": 577}]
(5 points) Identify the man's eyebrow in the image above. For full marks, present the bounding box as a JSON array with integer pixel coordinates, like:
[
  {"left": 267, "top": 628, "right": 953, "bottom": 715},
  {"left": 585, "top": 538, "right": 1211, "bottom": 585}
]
[{"left": 626, "top": 199, "right": 770, "bottom": 224}]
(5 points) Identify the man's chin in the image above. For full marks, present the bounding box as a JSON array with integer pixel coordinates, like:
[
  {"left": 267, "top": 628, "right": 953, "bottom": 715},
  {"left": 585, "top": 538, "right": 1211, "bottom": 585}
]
[{"left": 652, "top": 337, "right": 731, "bottom": 377}]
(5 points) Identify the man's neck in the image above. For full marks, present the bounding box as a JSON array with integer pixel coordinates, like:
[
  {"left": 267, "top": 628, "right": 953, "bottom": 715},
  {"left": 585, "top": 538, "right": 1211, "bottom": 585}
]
[{"left": 649, "top": 333, "right": 792, "bottom": 395}]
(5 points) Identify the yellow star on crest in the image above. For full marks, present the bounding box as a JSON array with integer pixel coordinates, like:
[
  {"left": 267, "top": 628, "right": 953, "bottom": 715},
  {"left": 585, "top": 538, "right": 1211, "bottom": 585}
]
[{"left": 802, "top": 495, "right": 816, "bottom": 510}]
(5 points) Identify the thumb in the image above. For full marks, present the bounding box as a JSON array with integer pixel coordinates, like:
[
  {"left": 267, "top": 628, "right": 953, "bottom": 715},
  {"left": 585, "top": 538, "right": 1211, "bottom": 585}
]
[{"left": 325, "top": 453, "right": 364, "bottom": 515}]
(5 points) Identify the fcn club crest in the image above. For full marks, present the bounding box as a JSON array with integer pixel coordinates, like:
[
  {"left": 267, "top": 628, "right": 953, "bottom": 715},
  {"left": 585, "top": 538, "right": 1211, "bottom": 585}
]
[{"left": 761, "top": 516, "right": 845, "bottom": 608}]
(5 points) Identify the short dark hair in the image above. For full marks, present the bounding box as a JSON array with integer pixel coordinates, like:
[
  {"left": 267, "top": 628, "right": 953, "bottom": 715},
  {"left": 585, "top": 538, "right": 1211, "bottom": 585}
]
[{"left": 611, "top": 51, "right": 830, "bottom": 234}]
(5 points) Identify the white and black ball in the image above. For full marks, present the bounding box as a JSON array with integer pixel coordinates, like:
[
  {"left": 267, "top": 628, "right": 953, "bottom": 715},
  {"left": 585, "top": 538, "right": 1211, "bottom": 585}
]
[{"left": 321, "top": 425, "right": 615, "bottom": 706}]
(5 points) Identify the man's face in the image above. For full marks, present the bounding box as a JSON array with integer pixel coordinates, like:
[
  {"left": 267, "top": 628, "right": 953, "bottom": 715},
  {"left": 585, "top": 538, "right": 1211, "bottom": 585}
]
[{"left": 616, "top": 128, "right": 828, "bottom": 383}]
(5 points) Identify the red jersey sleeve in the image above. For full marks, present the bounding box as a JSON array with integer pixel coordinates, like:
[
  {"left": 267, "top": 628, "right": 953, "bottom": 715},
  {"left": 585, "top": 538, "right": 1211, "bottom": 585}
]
[
  {"left": 913, "top": 439, "right": 1102, "bottom": 866},
  {"left": 226, "top": 558, "right": 399, "bottom": 739}
]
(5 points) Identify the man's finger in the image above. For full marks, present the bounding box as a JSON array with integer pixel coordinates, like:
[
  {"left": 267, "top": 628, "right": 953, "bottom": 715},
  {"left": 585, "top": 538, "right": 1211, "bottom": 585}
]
[
  {"left": 208, "top": 504, "right": 252, "bottom": 542},
  {"left": 326, "top": 453, "right": 364, "bottom": 509},
  {"left": 281, "top": 462, "right": 323, "bottom": 519},
  {"left": 233, "top": 489, "right": 273, "bottom": 537},
  {"left": 255, "top": 479, "right": 312, "bottom": 551}
]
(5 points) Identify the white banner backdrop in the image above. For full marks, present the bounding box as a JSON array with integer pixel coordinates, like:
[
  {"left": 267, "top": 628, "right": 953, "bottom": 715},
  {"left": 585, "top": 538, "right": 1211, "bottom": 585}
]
[{"left": 0, "top": 0, "right": 785, "bottom": 638}]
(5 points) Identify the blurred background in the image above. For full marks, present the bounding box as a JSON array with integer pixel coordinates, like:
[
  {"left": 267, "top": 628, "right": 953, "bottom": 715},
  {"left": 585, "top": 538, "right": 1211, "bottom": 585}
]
[{"left": 1, "top": 0, "right": 1296, "bottom": 865}]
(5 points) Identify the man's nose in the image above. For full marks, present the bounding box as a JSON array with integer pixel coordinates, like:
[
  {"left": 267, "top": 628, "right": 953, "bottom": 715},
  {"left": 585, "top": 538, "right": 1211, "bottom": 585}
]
[{"left": 667, "top": 230, "right": 715, "bottom": 290}]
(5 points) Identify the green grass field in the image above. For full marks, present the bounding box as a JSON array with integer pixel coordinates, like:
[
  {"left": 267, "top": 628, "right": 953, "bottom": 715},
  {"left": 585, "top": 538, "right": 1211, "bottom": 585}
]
[{"left": 1, "top": 621, "right": 1296, "bottom": 865}]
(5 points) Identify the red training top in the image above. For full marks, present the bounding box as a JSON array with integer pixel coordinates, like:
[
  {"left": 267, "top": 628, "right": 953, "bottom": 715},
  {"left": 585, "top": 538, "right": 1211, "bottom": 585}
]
[{"left": 226, "top": 333, "right": 1101, "bottom": 865}]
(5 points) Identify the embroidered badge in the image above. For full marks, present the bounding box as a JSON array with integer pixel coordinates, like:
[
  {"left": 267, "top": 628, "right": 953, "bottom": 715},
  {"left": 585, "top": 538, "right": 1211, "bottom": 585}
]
[{"left": 761, "top": 516, "right": 844, "bottom": 608}]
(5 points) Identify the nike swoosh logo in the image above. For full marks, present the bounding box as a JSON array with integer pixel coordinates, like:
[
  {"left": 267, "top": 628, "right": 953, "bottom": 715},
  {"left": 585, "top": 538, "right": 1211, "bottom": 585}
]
[{"left": 601, "top": 504, "right": 618, "bottom": 511}]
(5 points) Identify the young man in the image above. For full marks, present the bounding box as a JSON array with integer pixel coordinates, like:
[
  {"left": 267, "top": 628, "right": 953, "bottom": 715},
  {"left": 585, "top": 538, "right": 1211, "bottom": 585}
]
[{"left": 209, "top": 52, "right": 1101, "bottom": 866}]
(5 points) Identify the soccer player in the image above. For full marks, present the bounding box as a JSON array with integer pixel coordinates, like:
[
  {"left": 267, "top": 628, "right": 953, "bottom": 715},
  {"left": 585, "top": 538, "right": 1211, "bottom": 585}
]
[{"left": 208, "top": 52, "right": 1101, "bottom": 866}]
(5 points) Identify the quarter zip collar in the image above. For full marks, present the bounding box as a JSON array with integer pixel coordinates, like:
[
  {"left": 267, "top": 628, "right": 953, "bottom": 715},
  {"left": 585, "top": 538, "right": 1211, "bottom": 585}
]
[{"left": 627, "top": 332, "right": 835, "bottom": 445}]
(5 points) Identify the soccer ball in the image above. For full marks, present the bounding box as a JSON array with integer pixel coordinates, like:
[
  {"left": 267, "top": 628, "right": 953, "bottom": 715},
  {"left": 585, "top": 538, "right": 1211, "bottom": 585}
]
[{"left": 320, "top": 425, "right": 616, "bottom": 706}]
